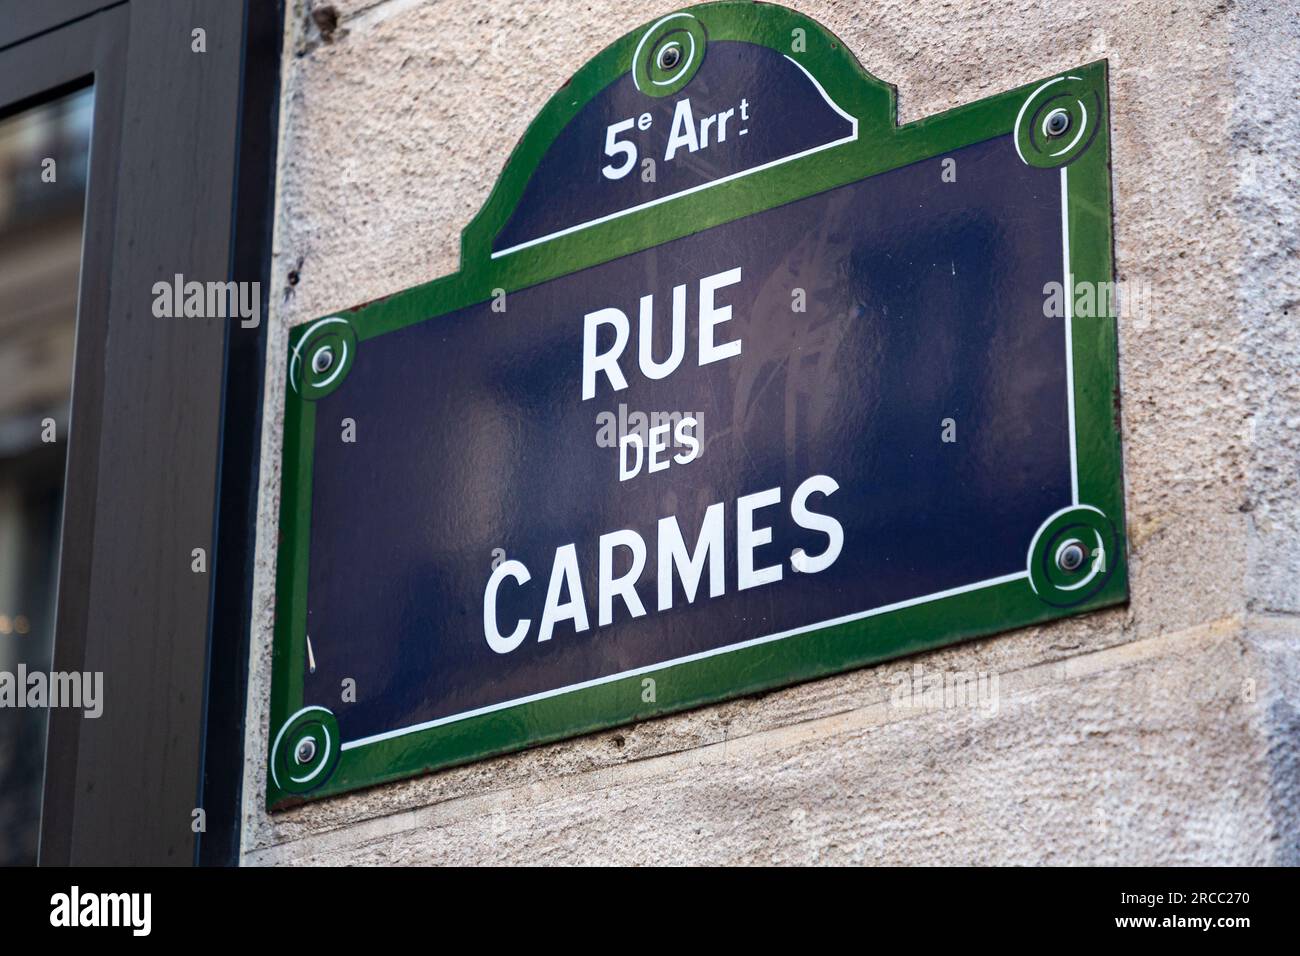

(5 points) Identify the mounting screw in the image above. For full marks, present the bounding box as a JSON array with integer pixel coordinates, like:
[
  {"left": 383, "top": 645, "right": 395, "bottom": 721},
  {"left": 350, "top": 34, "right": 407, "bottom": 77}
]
[
  {"left": 295, "top": 737, "right": 317, "bottom": 765},
  {"left": 657, "top": 44, "right": 681, "bottom": 70},
  {"left": 1044, "top": 107, "right": 1071, "bottom": 138},
  {"left": 311, "top": 346, "right": 334, "bottom": 375},
  {"left": 1056, "top": 539, "right": 1087, "bottom": 572}
]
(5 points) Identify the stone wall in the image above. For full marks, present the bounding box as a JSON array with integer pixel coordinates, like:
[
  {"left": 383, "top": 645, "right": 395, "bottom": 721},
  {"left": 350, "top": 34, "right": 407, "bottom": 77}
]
[{"left": 238, "top": 0, "right": 1300, "bottom": 865}]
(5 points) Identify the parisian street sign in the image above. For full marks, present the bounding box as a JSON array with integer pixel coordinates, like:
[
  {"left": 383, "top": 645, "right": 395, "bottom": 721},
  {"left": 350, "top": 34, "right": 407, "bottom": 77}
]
[{"left": 268, "top": 3, "right": 1126, "bottom": 806}]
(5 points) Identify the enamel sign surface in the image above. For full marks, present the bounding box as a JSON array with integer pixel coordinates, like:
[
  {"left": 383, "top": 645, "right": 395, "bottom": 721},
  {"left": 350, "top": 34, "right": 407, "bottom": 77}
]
[{"left": 268, "top": 3, "right": 1126, "bottom": 806}]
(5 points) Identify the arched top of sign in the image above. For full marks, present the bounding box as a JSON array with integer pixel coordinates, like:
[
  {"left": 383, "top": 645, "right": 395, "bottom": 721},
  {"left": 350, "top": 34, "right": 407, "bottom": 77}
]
[
  {"left": 487, "top": 12, "right": 865, "bottom": 259},
  {"left": 459, "top": 2, "right": 895, "bottom": 274}
]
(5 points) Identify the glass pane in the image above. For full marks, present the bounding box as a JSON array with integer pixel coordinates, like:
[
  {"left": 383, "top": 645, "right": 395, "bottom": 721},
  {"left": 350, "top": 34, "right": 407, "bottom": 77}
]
[{"left": 0, "top": 85, "right": 92, "bottom": 866}]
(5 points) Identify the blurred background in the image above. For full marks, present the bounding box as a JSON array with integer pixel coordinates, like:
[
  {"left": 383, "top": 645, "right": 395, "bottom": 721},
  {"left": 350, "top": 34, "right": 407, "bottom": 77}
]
[{"left": 0, "top": 85, "right": 91, "bottom": 866}]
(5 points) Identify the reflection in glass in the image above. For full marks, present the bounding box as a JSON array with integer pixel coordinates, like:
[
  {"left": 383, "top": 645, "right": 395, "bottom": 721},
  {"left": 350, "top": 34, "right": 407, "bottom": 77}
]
[{"left": 0, "top": 85, "right": 92, "bottom": 866}]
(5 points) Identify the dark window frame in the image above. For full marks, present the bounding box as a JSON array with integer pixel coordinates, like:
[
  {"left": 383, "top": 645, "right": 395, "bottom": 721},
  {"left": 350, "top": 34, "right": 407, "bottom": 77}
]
[
  {"left": 0, "top": 0, "right": 280, "bottom": 865},
  {"left": 0, "top": 1, "right": 122, "bottom": 53}
]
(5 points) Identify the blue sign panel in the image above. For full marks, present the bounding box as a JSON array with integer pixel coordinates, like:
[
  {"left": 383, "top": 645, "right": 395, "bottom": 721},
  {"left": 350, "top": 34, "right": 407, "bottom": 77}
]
[
  {"left": 306, "top": 134, "right": 1070, "bottom": 745},
  {"left": 267, "top": 4, "right": 1124, "bottom": 805}
]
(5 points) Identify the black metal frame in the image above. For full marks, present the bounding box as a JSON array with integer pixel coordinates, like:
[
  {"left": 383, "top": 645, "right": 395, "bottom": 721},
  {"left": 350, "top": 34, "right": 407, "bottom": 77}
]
[
  {"left": 0, "top": 0, "right": 280, "bottom": 865},
  {"left": 0, "top": 1, "right": 122, "bottom": 53},
  {"left": 200, "top": 0, "right": 284, "bottom": 867}
]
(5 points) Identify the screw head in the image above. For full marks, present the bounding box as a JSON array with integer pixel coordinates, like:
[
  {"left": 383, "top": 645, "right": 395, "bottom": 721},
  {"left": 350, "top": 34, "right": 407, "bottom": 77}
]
[
  {"left": 1056, "top": 539, "right": 1087, "bottom": 573},
  {"left": 1044, "top": 107, "right": 1071, "bottom": 138},
  {"left": 657, "top": 43, "right": 681, "bottom": 70},
  {"left": 294, "top": 737, "right": 317, "bottom": 765},
  {"left": 311, "top": 346, "right": 334, "bottom": 375}
]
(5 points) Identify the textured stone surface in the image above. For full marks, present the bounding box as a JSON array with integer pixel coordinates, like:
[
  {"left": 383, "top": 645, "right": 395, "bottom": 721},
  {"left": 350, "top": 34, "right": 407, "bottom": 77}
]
[
  {"left": 1234, "top": 1, "right": 1300, "bottom": 616},
  {"left": 239, "top": 0, "right": 1299, "bottom": 863},
  {"left": 244, "top": 619, "right": 1278, "bottom": 865}
]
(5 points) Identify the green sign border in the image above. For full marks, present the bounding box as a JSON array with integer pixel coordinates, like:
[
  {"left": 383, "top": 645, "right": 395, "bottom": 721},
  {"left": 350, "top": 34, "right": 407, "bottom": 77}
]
[{"left": 267, "top": 1, "right": 1125, "bottom": 808}]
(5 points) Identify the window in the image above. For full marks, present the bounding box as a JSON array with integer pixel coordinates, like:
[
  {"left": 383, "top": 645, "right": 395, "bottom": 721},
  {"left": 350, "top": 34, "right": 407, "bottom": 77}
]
[
  {"left": 0, "top": 85, "right": 93, "bottom": 866},
  {"left": 0, "top": 2, "right": 280, "bottom": 865}
]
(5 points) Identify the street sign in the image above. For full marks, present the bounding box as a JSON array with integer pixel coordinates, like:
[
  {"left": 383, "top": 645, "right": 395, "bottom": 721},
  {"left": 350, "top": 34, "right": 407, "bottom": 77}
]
[{"left": 268, "top": 3, "right": 1125, "bottom": 806}]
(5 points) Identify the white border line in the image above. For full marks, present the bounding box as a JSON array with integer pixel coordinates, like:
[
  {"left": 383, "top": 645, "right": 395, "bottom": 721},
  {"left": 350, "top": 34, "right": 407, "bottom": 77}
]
[
  {"left": 342, "top": 569, "right": 1028, "bottom": 750},
  {"left": 1061, "top": 165, "right": 1079, "bottom": 506},
  {"left": 490, "top": 57, "right": 859, "bottom": 260},
  {"left": 337, "top": 111, "right": 1085, "bottom": 754}
]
